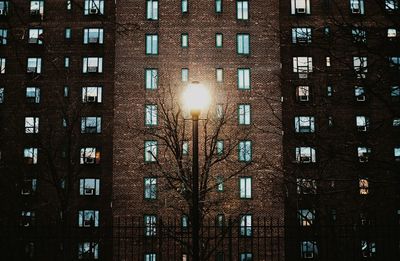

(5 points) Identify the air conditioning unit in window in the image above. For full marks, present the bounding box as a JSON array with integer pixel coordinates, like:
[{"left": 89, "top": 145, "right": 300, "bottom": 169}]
[
  {"left": 87, "top": 66, "right": 98, "bottom": 73},
  {"left": 296, "top": 8, "right": 306, "bottom": 14},
  {"left": 28, "top": 38, "right": 38, "bottom": 44},
  {"left": 359, "top": 154, "right": 369, "bottom": 162},
  {"left": 356, "top": 95, "right": 366, "bottom": 101},
  {"left": 27, "top": 67, "right": 36, "bottom": 73},
  {"left": 300, "top": 156, "right": 311, "bottom": 163},
  {"left": 90, "top": 8, "right": 99, "bottom": 14},
  {"left": 30, "top": 9, "right": 40, "bottom": 16},
  {"left": 85, "top": 126, "right": 97, "bottom": 133},
  {"left": 21, "top": 188, "right": 31, "bottom": 195},
  {"left": 299, "top": 95, "right": 309, "bottom": 102},
  {"left": 84, "top": 157, "right": 95, "bottom": 164},
  {"left": 297, "top": 37, "right": 308, "bottom": 44},
  {"left": 83, "top": 219, "right": 93, "bottom": 227},
  {"left": 357, "top": 126, "right": 367, "bottom": 132},
  {"left": 299, "top": 73, "right": 308, "bottom": 79},
  {"left": 86, "top": 96, "right": 96, "bottom": 103},
  {"left": 304, "top": 252, "right": 314, "bottom": 259},
  {"left": 84, "top": 188, "right": 94, "bottom": 195},
  {"left": 351, "top": 3, "right": 360, "bottom": 13},
  {"left": 88, "top": 37, "right": 99, "bottom": 43}
]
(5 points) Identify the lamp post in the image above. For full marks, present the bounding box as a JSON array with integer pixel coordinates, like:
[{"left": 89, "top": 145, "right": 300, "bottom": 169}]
[{"left": 182, "top": 82, "right": 211, "bottom": 261}]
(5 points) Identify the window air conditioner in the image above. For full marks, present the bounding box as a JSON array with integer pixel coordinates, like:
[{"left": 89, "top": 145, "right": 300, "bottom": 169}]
[
  {"left": 300, "top": 156, "right": 311, "bottom": 163},
  {"left": 30, "top": 9, "right": 40, "bottom": 16},
  {"left": 357, "top": 126, "right": 367, "bottom": 132},
  {"left": 21, "top": 188, "right": 31, "bottom": 195},
  {"left": 83, "top": 219, "right": 93, "bottom": 227},
  {"left": 356, "top": 95, "right": 365, "bottom": 101},
  {"left": 299, "top": 95, "right": 309, "bottom": 101},
  {"left": 90, "top": 8, "right": 99, "bottom": 14},
  {"left": 85, "top": 188, "right": 94, "bottom": 195},
  {"left": 359, "top": 154, "right": 368, "bottom": 162},
  {"left": 296, "top": 8, "right": 306, "bottom": 14},
  {"left": 299, "top": 73, "right": 308, "bottom": 79},
  {"left": 304, "top": 252, "right": 314, "bottom": 258},
  {"left": 27, "top": 67, "right": 36, "bottom": 73},
  {"left": 85, "top": 126, "right": 97, "bottom": 133},
  {"left": 84, "top": 157, "right": 95, "bottom": 164},
  {"left": 87, "top": 66, "right": 98, "bottom": 73},
  {"left": 351, "top": 3, "right": 360, "bottom": 13},
  {"left": 28, "top": 38, "right": 38, "bottom": 44},
  {"left": 87, "top": 96, "right": 96, "bottom": 102},
  {"left": 88, "top": 37, "right": 98, "bottom": 43}
]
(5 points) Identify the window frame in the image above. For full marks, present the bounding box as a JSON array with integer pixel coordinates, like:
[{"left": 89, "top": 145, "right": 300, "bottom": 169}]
[
  {"left": 145, "top": 34, "right": 159, "bottom": 55},
  {"left": 237, "top": 68, "right": 251, "bottom": 90},
  {"left": 239, "top": 176, "right": 252, "bottom": 199},
  {"left": 145, "top": 104, "right": 158, "bottom": 126},
  {"left": 144, "top": 177, "right": 157, "bottom": 199},
  {"left": 238, "top": 104, "right": 251, "bottom": 125},
  {"left": 238, "top": 140, "right": 252, "bottom": 162},
  {"left": 236, "top": 33, "right": 250, "bottom": 55}
]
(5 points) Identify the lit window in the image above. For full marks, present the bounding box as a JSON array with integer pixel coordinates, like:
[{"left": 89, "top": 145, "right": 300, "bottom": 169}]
[
  {"left": 0, "top": 28, "right": 7, "bottom": 44},
  {"left": 144, "top": 215, "right": 157, "bottom": 236},
  {"left": 295, "top": 147, "right": 316, "bottom": 163},
  {"left": 145, "top": 104, "right": 157, "bottom": 126},
  {"left": 0, "top": 87, "right": 3, "bottom": 103},
  {"left": 355, "top": 86, "right": 365, "bottom": 101},
  {"left": 30, "top": 0, "right": 44, "bottom": 16},
  {"left": 27, "top": 58, "right": 41, "bottom": 73},
  {"left": 64, "top": 57, "right": 70, "bottom": 68},
  {"left": 301, "top": 241, "right": 318, "bottom": 259},
  {"left": 216, "top": 176, "right": 224, "bottom": 191},
  {"left": 238, "top": 140, "right": 252, "bottom": 162},
  {"left": 216, "top": 68, "right": 223, "bottom": 82},
  {"left": 66, "top": 0, "right": 72, "bottom": 10},
  {"left": 21, "top": 179, "right": 37, "bottom": 195},
  {"left": 78, "top": 242, "right": 99, "bottom": 259},
  {"left": 24, "top": 148, "right": 38, "bottom": 164},
  {"left": 238, "top": 68, "right": 250, "bottom": 89},
  {"left": 356, "top": 116, "right": 369, "bottom": 131},
  {"left": 350, "top": 0, "right": 365, "bottom": 14},
  {"left": 239, "top": 177, "right": 252, "bottom": 198},
  {"left": 83, "top": 57, "right": 103, "bottom": 73},
  {"left": 394, "top": 147, "right": 400, "bottom": 161},
  {"left": 145, "top": 69, "right": 158, "bottom": 90},
  {"left": 21, "top": 211, "right": 35, "bottom": 227},
  {"left": 291, "top": 0, "right": 311, "bottom": 14},
  {"left": 145, "top": 140, "right": 158, "bottom": 162},
  {"left": 215, "top": 0, "right": 222, "bottom": 13},
  {"left": 181, "top": 0, "right": 188, "bottom": 13},
  {"left": 64, "top": 86, "right": 69, "bottom": 97},
  {"left": 81, "top": 117, "right": 102, "bottom": 133},
  {"left": 216, "top": 104, "right": 224, "bottom": 119},
  {"left": 82, "top": 87, "right": 102, "bottom": 103},
  {"left": 83, "top": 28, "right": 104, "bottom": 44},
  {"left": 182, "top": 141, "right": 189, "bottom": 155},
  {"left": 294, "top": 116, "right": 315, "bottom": 133},
  {"left": 216, "top": 214, "right": 224, "bottom": 227},
  {"left": 385, "top": 0, "right": 399, "bottom": 11},
  {"left": 296, "top": 86, "right": 310, "bottom": 102},
  {"left": 0, "top": 1, "right": 8, "bottom": 15},
  {"left": 144, "top": 177, "right": 157, "bottom": 199},
  {"left": 216, "top": 33, "right": 223, "bottom": 48},
  {"left": 144, "top": 253, "right": 156, "bottom": 261},
  {"left": 327, "top": 85, "right": 333, "bottom": 97},
  {"left": 239, "top": 253, "right": 252, "bottom": 261},
  {"left": 391, "top": 86, "right": 400, "bottom": 101},
  {"left": 353, "top": 56, "right": 368, "bottom": 78},
  {"left": 357, "top": 147, "right": 371, "bottom": 162},
  {"left": 387, "top": 28, "right": 398, "bottom": 38},
  {"left": 79, "top": 178, "right": 100, "bottom": 196},
  {"left": 28, "top": 29, "right": 42, "bottom": 44},
  {"left": 291, "top": 27, "right": 311, "bottom": 44},
  {"left": 296, "top": 178, "right": 317, "bottom": 194},
  {"left": 78, "top": 210, "right": 99, "bottom": 227},
  {"left": 25, "top": 117, "right": 39, "bottom": 133},
  {"left": 65, "top": 28, "right": 71, "bottom": 39},
  {"left": 236, "top": 0, "right": 249, "bottom": 20},
  {"left": 393, "top": 118, "right": 400, "bottom": 127},
  {"left": 181, "top": 215, "right": 189, "bottom": 229},
  {"left": 84, "top": 0, "right": 104, "bottom": 15},
  {"left": 361, "top": 241, "right": 376, "bottom": 257},
  {"left": 216, "top": 140, "right": 224, "bottom": 156},
  {"left": 298, "top": 209, "right": 315, "bottom": 226},
  {"left": 293, "top": 57, "right": 313, "bottom": 75},
  {"left": 146, "top": 0, "right": 158, "bottom": 20},
  {"left": 146, "top": 34, "right": 158, "bottom": 54},
  {"left": 352, "top": 28, "right": 367, "bottom": 43},
  {"left": 181, "top": 68, "right": 189, "bottom": 82},
  {"left": 238, "top": 104, "right": 251, "bottom": 125},
  {"left": 326, "top": 57, "right": 331, "bottom": 67},
  {"left": 239, "top": 214, "right": 252, "bottom": 236},
  {"left": 389, "top": 57, "right": 400, "bottom": 69},
  {"left": 181, "top": 33, "right": 188, "bottom": 48},
  {"left": 237, "top": 34, "right": 250, "bottom": 55},
  {"left": 26, "top": 87, "right": 40, "bottom": 103},
  {"left": 80, "top": 147, "right": 101, "bottom": 165},
  {"left": 0, "top": 57, "right": 5, "bottom": 73}
]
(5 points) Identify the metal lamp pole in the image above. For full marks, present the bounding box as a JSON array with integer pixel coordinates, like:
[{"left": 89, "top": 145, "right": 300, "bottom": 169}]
[{"left": 191, "top": 109, "right": 200, "bottom": 261}]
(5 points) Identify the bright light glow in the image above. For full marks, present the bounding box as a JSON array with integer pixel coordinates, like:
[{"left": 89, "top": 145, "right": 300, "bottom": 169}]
[{"left": 182, "top": 82, "right": 211, "bottom": 114}]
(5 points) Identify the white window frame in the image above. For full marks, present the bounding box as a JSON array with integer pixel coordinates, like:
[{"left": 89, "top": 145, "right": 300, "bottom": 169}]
[
  {"left": 293, "top": 57, "right": 313, "bottom": 74},
  {"left": 79, "top": 178, "right": 100, "bottom": 196},
  {"left": 83, "top": 57, "right": 103, "bottom": 73},
  {"left": 238, "top": 68, "right": 250, "bottom": 90},
  {"left": 146, "top": 34, "right": 158, "bottom": 54},
  {"left": 295, "top": 147, "right": 316, "bottom": 163},
  {"left": 145, "top": 69, "right": 158, "bottom": 90},
  {"left": 238, "top": 104, "right": 251, "bottom": 125},
  {"left": 146, "top": 0, "right": 158, "bottom": 20},
  {"left": 291, "top": 0, "right": 311, "bottom": 14},
  {"left": 350, "top": 0, "right": 365, "bottom": 14},
  {"left": 237, "top": 34, "right": 250, "bottom": 54},
  {"left": 292, "top": 27, "right": 312, "bottom": 43},
  {"left": 181, "top": 68, "right": 189, "bottom": 82},
  {"left": 27, "top": 58, "right": 41, "bottom": 73},
  {"left": 24, "top": 148, "right": 38, "bottom": 164},
  {"left": 294, "top": 116, "right": 315, "bottom": 133},
  {"left": 356, "top": 116, "right": 369, "bottom": 131},
  {"left": 82, "top": 87, "right": 102, "bottom": 103},
  {"left": 239, "top": 177, "right": 252, "bottom": 199},
  {"left": 145, "top": 104, "right": 158, "bottom": 126},
  {"left": 26, "top": 87, "right": 40, "bottom": 103},
  {"left": 25, "top": 117, "right": 39, "bottom": 133},
  {"left": 81, "top": 117, "right": 102, "bottom": 133},
  {"left": 0, "top": 28, "right": 6, "bottom": 44},
  {"left": 30, "top": 0, "right": 44, "bottom": 16},
  {"left": 84, "top": 0, "right": 104, "bottom": 15},
  {"left": 145, "top": 140, "right": 158, "bottom": 162},
  {"left": 83, "top": 28, "right": 104, "bottom": 44},
  {"left": 236, "top": 0, "right": 249, "bottom": 20},
  {"left": 78, "top": 210, "right": 99, "bottom": 227}
]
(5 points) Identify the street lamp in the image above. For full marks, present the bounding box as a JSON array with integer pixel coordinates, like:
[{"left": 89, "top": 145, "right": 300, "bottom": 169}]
[{"left": 181, "top": 81, "right": 211, "bottom": 261}]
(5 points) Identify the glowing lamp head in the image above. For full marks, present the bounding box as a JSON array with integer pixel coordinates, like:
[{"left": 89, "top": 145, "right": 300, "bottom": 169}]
[{"left": 182, "top": 82, "right": 211, "bottom": 115}]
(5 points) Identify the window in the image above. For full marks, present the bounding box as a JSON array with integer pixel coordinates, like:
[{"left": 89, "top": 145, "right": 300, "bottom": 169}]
[
  {"left": 239, "top": 214, "right": 252, "bottom": 236},
  {"left": 350, "top": 0, "right": 364, "bottom": 14},
  {"left": 239, "top": 177, "right": 252, "bottom": 198},
  {"left": 296, "top": 86, "right": 310, "bottom": 102},
  {"left": 240, "top": 253, "right": 252, "bottom": 261},
  {"left": 293, "top": 57, "right": 313, "bottom": 75},
  {"left": 26, "top": 87, "right": 40, "bottom": 103},
  {"left": 214, "top": 68, "right": 224, "bottom": 83},
  {"left": 295, "top": 147, "right": 316, "bottom": 163},
  {"left": 81, "top": 117, "right": 102, "bottom": 133},
  {"left": 0, "top": 58, "right": 5, "bottom": 73},
  {"left": 67, "top": 0, "right": 72, "bottom": 10},
  {"left": 216, "top": 176, "right": 224, "bottom": 191},
  {"left": 181, "top": 68, "right": 189, "bottom": 82},
  {"left": 358, "top": 178, "right": 369, "bottom": 195},
  {"left": 238, "top": 140, "right": 252, "bottom": 162},
  {"left": 238, "top": 68, "right": 250, "bottom": 89},
  {"left": 387, "top": 28, "right": 398, "bottom": 38},
  {"left": 181, "top": 0, "right": 188, "bottom": 13},
  {"left": 21, "top": 211, "right": 35, "bottom": 227},
  {"left": 298, "top": 209, "right": 315, "bottom": 226},
  {"left": 393, "top": 118, "right": 400, "bottom": 127},
  {"left": 82, "top": 87, "right": 102, "bottom": 103},
  {"left": 237, "top": 34, "right": 250, "bottom": 55},
  {"left": 146, "top": 0, "right": 158, "bottom": 20},
  {"left": 216, "top": 104, "right": 224, "bottom": 119},
  {"left": 215, "top": 0, "right": 222, "bottom": 13},
  {"left": 301, "top": 241, "right": 318, "bottom": 259},
  {"left": 216, "top": 214, "right": 224, "bottom": 227},
  {"left": 78, "top": 210, "right": 99, "bottom": 227},
  {"left": 63, "top": 86, "right": 69, "bottom": 97},
  {"left": 238, "top": 104, "right": 251, "bottom": 125},
  {"left": 356, "top": 116, "right": 369, "bottom": 131},
  {"left": 0, "top": 28, "right": 7, "bottom": 44},
  {"left": 394, "top": 147, "right": 400, "bottom": 161},
  {"left": 145, "top": 104, "right": 157, "bottom": 126},
  {"left": 79, "top": 178, "right": 100, "bottom": 196},
  {"left": 357, "top": 147, "right": 371, "bottom": 162},
  {"left": 216, "top": 33, "right": 223, "bottom": 48},
  {"left": 84, "top": 0, "right": 104, "bottom": 15},
  {"left": 181, "top": 215, "right": 189, "bottom": 229},
  {"left": 328, "top": 116, "right": 334, "bottom": 127},
  {"left": 80, "top": 147, "right": 101, "bottom": 165},
  {"left": 353, "top": 56, "right": 367, "bottom": 78},
  {"left": 181, "top": 33, "right": 188, "bottom": 48},
  {"left": 145, "top": 140, "right": 158, "bottom": 162},
  {"left": 78, "top": 242, "right": 99, "bottom": 259},
  {"left": 145, "top": 69, "right": 158, "bottom": 90},
  {"left": 25, "top": 117, "right": 39, "bottom": 133},
  {"left": 385, "top": 0, "right": 399, "bottom": 11},
  {"left": 296, "top": 178, "right": 317, "bottom": 194},
  {"left": 83, "top": 28, "right": 104, "bottom": 44},
  {"left": 64, "top": 57, "right": 70, "bottom": 68},
  {"left": 144, "top": 177, "right": 157, "bottom": 199},
  {"left": 294, "top": 116, "right": 315, "bottom": 133},
  {"left": 24, "top": 148, "right": 38, "bottom": 164},
  {"left": 361, "top": 241, "right": 376, "bottom": 257},
  {"left": 146, "top": 34, "right": 158, "bottom": 54},
  {"left": 216, "top": 140, "right": 224, "bottom": 156},
  {"left": 144, "top": 215, "right": 157, "bottom": 236},
  {"left": 182, "top": 141, "right": 189, "bottom": 155},
  {"left": 0, "top": 87, "right": 3, "bottom": 103},
  {"left": 355, "top": 86, "right": 365, "bottom": 101},
  {"left": 65, "top": 28, "right": 71, "bottom": 39},
  {"left": 326, "top": 57, "right": 331, "bottom": 67},
  {"left": 327, "top": 85, "right": 333, "bottom": 97},
  {"left": 292, "top": 28, "right": 312, "bottom": 44},
  {"left": 352, "top": 28, "right": 367, "bottom": 43},
  {"left": 144, "top": 253, "right": 156, "bottom": 261},
  {"left": 30, "top": 0, "right": 44, "bottom": 16},
  {"left": 82, "top": 57, "right": 103, "bottom": 73},
  {"left": 291, "top": 0, "right": 311, "bottom": 14},
  {"left": 27, "top": 58, "right": 41, "bottom": 73},
  {"left": 0, "top": 1, "right": 8, "bottom": 15},
  {"left": 21, "top": 179, "right": 37, "bottom": 195},
  {"left": 236, "top": 0, "right": 249, "bottom": 20},
  {"left": 389, "top": 57, "right": 400, "bottom": 69},
  {"left": 391, "top": 86, "right": 400, "bottom": 101}
]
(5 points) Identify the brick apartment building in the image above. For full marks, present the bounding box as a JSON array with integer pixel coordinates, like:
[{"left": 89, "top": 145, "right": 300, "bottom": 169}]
[{"left": 0, "top": 0, "right": 399, "bottom": 260}]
